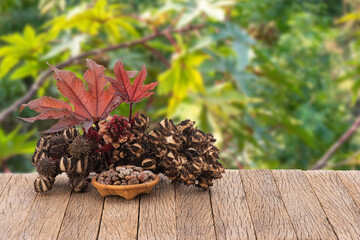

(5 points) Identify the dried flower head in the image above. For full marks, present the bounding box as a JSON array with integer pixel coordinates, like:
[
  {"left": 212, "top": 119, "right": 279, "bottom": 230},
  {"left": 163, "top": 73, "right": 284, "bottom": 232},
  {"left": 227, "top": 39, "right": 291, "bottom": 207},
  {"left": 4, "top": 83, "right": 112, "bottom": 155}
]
[{"left": 98, "top": 115, "right": 134, "bottom": 148}]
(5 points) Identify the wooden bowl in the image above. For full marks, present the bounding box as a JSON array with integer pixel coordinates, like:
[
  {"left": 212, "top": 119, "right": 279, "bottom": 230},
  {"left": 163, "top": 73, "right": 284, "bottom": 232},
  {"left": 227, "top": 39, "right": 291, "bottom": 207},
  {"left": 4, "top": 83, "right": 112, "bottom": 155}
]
[{"left": 91, "top": 174, "right": 160, "bottom": 200}]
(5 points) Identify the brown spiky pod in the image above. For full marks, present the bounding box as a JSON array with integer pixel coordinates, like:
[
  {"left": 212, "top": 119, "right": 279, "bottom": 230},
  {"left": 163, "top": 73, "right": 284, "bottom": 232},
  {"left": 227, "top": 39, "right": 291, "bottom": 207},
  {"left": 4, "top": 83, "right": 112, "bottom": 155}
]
[
  {"left": 68, "top": 136, "right": 98, "bottom": 159},
  {"left": 113, "top": 114, "right": 157, "bottom": 170},
  {"left": 148, "top": 119, "right": 225, "bottom": 189},
  {"left": 36, "top": 157, "right": 58, "bottom": 177}
]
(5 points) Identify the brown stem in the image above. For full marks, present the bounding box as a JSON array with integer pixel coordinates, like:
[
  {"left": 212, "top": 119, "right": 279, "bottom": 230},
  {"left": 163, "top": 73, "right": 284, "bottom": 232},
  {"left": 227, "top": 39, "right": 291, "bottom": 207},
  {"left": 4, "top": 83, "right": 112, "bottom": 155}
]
[
  {"left": 164, "top": 32, "right": 181, "bottom": 53},
  {"left": 0, "top": 24, "right": 205, "bottom": 122},
  {"left": 312, "top": 115, "right": 360, "bottom": 170},
  {"left": 129, "top": 103, "right": 133, "bottom": 121},
  {"left": 142, "top": 42, "right": 171, "bottom": 67}
]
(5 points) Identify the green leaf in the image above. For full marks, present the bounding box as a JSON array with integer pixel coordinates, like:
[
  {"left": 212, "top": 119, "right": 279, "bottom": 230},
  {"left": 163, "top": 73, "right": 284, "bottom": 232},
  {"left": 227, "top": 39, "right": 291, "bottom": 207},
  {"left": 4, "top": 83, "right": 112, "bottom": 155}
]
[
  {"left": 10, "top": 61, "right": 42, "bottom": 79},
  {"left": 0, "top": 56, "right": 18, "bottom": 77}
]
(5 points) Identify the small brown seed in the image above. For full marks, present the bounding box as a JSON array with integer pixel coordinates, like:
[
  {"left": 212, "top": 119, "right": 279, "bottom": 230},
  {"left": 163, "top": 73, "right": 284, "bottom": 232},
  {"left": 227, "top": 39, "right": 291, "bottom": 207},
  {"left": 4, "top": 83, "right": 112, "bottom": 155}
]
[
  {"left": 118, "top": 173, "right": 124, "bottom": 179},
  {"left": 121, "top": 180, "right": 127, "bottom": 183},
  {"left": 115, "top": 166, "right": 126, "bottom": 172},
  {"left": 98, "top": 176, "right": 105, "bottom": 182},
  {"left": 128, "top": 179, "right": 140, "bottom": 185},
  {"left": 125, "top": 175, "right": 136, "bottom": 181},
  {"left": 134, "top": 167, "right": 143, "bottom": 172},
  {"left": 113, "top": 181, "right": 121, "bottom": 185},
  {"left": 111, "top": 176, "right": 119, "bottom": 182},
  {"left": 104, "top": 177, "right": 112, "bottom": 185},
  {"left": 138, "top": 172, "right": 149, "bottom": 182}
]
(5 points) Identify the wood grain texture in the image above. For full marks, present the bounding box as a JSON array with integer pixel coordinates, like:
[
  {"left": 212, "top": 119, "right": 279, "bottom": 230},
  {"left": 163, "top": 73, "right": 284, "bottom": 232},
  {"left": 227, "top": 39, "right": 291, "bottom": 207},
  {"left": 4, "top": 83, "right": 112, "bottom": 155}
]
[
  {"left": 0, "top": 174, "right": 37, "bottom": 239},
  {"left": 0, "top": 173, "right": 12, "bottom": 196},
  {"left": 98, "top": 196, "right": 139, "bottom": 240},
  {"left": 337, "top": 171, "right": 360, "bottom": 209},
  {"left": 57, "top": 184, "right": 104, "bottom": 240},
  {"left": 138, "top": 175, "right": 176, "bottom": 240},
  {"left": 305, "top": 170, "right": 360, "bottom": 239},
  {"left": 272, "top": 170, "right": 337, "bottom": 240},
  {"left": 175, "top": 184, "right": 216, "bottom": 240},
  {"left": 240, "top": 169, "right": 296, "bottom": 240},
  {"left": 210, "top": 170, "right": 256, "bottom": 240},
  {"left": 19, "top": 174, "right": 71, "bottom": 240}
]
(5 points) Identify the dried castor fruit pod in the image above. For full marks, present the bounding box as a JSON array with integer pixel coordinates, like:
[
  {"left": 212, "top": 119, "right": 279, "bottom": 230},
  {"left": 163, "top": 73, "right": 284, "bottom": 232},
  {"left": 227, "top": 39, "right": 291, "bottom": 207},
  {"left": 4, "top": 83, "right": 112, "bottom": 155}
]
[
  {"left": 34, "top": 176, "right": 55, "bottom": 193},
  {"left": 131, "top": 113, "right": 150, "bottom": 138},
  {"left": 149, "top": 118, "right": 225, "bottom": 189},
  {"left": 32, "top": 127, "right": 79, "bottom": 167},
  {"left": 47, "top": 134, "right": 68, "bottom": 158},
  {"left": 68, "top": 174, "right": 90, "bottom": 193},
  {"left": 68, "top": 136, "right": 98, "bottom": 159},
  {"left": 36, "top": 157, "right": 59, "bottom": 177},
  {"left": 59, "top": 156, "right": 77, "bottom": 173},
  {"left": 113, "top": 140, "right": 157, "bottom": 171}
]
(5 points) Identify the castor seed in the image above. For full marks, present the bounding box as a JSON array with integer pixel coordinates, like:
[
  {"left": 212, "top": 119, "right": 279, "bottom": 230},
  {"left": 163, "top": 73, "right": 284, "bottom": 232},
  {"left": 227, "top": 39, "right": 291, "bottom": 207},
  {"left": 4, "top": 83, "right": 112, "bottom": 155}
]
[
  {"left": 128, "top": 179, "right": 139, "bottom": 185},
  {"left": 125, "top": 175, "right": 136, "bottom": 181},
  {"left": 138, "top": 172, "right": 149, "bottom": 182},
  {"left": 104, "top": 177, "right": 112, "bottom": 185}
]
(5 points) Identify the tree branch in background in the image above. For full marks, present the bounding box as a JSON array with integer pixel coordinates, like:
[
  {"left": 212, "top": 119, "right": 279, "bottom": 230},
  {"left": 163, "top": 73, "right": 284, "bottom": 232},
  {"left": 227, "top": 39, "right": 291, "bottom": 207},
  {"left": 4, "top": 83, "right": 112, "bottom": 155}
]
[
  {"left": 312, "top": 115, "right": 360, "bottom": 170},
  {"left": 0, "top": 24, "right": 204, "bottom": 122},
  {"left": 142, "top": 42, "right": 171, "bottom": 68}
]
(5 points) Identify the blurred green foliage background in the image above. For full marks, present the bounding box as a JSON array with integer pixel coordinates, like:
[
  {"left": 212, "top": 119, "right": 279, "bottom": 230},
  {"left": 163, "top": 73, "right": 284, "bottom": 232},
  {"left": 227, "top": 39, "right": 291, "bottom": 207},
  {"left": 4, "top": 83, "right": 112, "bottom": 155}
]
[{"left": 1, "top": 0, "right": 360, "bottom": 172}]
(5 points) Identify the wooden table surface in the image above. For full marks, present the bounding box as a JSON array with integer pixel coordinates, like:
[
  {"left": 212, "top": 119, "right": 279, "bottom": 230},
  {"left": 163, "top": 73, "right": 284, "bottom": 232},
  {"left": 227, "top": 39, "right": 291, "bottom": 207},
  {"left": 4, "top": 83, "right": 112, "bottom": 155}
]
[{"left": 0, "top": 170, "right": 359, "bottom": 240}]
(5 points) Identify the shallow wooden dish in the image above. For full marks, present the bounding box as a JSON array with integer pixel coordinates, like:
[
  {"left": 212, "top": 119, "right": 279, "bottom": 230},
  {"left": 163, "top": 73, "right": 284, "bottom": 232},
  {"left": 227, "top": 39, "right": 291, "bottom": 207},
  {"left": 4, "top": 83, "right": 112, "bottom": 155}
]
[{"left": 91, "top": 174, "right": 160, "bottom": 200}]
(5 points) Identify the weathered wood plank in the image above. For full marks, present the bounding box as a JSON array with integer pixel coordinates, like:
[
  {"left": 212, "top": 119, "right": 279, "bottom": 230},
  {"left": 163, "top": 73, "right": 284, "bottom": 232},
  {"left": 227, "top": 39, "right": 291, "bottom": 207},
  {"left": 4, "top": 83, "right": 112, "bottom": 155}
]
[
  {"left": 272, "top": 170, "right": 337, "bottom": 239},
  {"left": 240, "top": 169, "right": 296, "bottom": 240},
  {"left": 305, "top": 170, "right": 360, "bottom": 239},
  {"left": 57, "top": 184, "right": 104, "bottom": 240},
  {"left": 18, "top": 174, "right": 71, "bottom": 240},
  {"left": 98, "top": 196, "right": 139, "bottom": 240},
  {"left": 0, "top": 174, "right": 37, "bottom": 239},
  {"left": 175, "top": 184, "right": 216, "bottom": 240},
  {"left": 0, "top": 173, "right": 12, "bottom": 196},
  {"left": 337, "top": 171, "right": 360, "bottom": 209},
  {"left": 138, "top": 175, "right": 176, "bottom": 240},
  {"left": 210, "top": 170, "right": 256, "bottom": 240}
]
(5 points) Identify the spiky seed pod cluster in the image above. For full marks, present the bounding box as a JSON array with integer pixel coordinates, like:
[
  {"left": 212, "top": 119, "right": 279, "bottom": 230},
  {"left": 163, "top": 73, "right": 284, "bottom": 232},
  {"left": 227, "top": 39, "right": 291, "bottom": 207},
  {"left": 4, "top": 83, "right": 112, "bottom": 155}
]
[
  {"left": 31, "top": 127, "right": 102, "bottom": 193},
  {"left": 99, "top": 115, "right": 134, "bottom": 148},
  {"left": 32, "top": 127, "right": 78, "bottom": 167},
  {"left": 113, "top": 114, "right": 157, "bottom": 171},
  {"left": 62, "top": 135, "right": 108, "bottom": 192},
  {"left": 148, "top": 119, "right": 225, "bottom": 189}
]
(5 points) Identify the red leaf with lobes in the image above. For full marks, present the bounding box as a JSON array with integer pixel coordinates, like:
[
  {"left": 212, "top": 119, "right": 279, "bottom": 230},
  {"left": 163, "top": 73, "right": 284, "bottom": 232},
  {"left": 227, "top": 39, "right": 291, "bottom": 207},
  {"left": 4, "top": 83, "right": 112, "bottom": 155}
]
[
  {"left": 106, "top": 60, "right": 158, "bottom": 104},
  {"left": 19, "top": 59, "right": 135, "bottom": 133}
]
